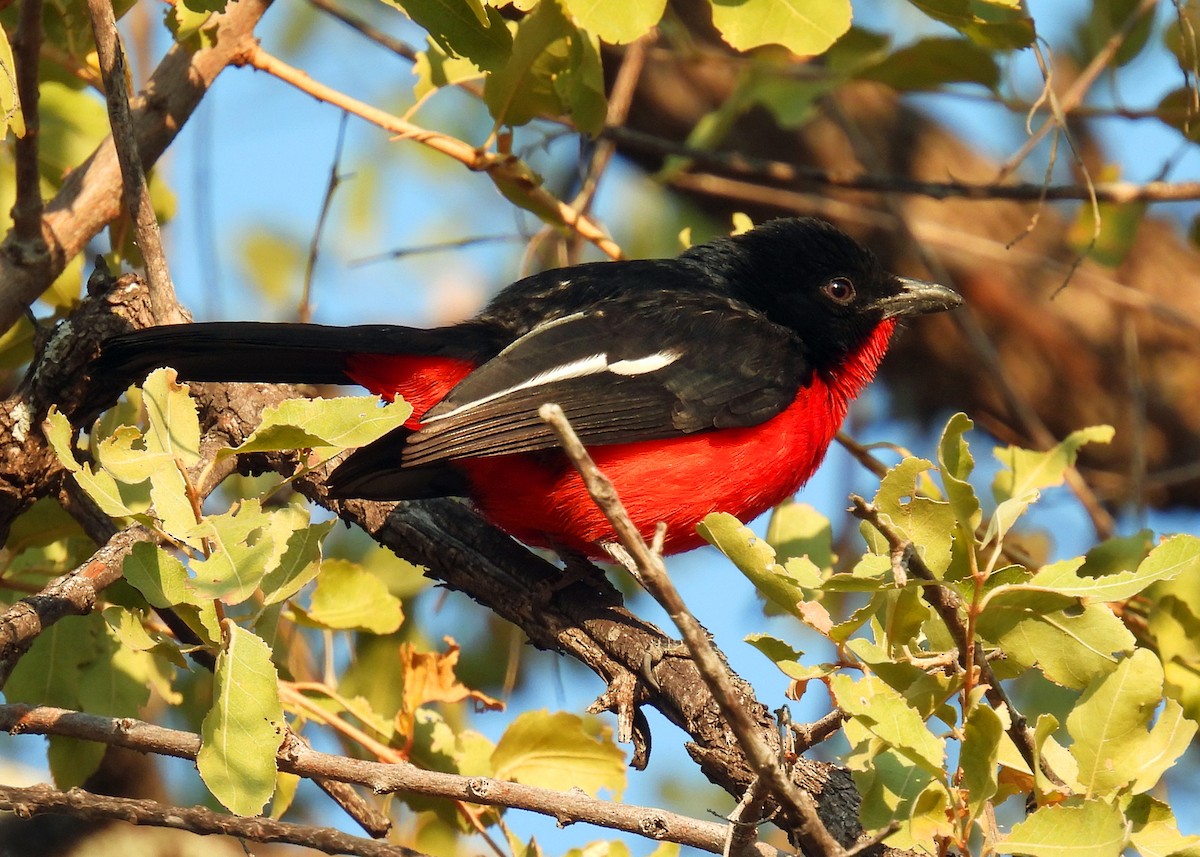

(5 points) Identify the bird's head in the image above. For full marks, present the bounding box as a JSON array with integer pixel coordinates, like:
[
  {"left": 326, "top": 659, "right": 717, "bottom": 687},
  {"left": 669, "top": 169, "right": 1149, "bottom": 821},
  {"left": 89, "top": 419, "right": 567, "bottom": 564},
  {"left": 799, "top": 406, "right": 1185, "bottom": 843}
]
[{"left": 687, "top": 217, "right": 963, "bottom": 372}]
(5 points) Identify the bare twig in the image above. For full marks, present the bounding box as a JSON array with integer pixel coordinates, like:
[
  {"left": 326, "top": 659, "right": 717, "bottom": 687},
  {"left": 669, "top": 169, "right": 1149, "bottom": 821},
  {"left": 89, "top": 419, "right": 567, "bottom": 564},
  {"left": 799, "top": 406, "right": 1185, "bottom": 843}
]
[
  {"left": 306, "top": 0, "right": 419, "bottom": 62},
  {"left": 0, "top": 784, "right": 419, "bottom": 857},
  {"left": 538, "top": 403, "right": 852, "bottom": 857},
  {"left": 238, "top": 45, "right": 622, "bottom": 261},
  {"left": 9, "top": 0, "right": 46, "bottom": 259},
  {"left": 300, "top": 111, "right": 351, "bottom": 323},
  {"left": 996, "top": 0, "right": 1159, "bottom": 181},
  {"left": 86, "top": 0, "right": 178, "bottom": 322},
  {"left": 608, "top": 126, "right": 1200, "bottom": 204},
  {"left": 0, "top": 703, "right": 782, "bottom": 857},
  {"left": 826, "top": 104, "right": 1116, "bottom": 541}
]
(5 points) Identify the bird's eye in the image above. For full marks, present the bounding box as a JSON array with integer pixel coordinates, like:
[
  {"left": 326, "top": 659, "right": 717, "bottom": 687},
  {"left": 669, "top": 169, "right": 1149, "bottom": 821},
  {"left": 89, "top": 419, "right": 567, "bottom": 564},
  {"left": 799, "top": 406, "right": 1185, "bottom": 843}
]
[{"left": 822, "top": 277, "right": 856, "bottom": 305}]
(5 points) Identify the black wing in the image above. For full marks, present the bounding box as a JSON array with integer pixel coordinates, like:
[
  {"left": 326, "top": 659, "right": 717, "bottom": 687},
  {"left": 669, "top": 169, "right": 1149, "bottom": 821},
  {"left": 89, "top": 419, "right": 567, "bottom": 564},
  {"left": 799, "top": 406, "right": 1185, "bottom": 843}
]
[{"left": 400, "top": 292, "right": 810, "bottom": 467}]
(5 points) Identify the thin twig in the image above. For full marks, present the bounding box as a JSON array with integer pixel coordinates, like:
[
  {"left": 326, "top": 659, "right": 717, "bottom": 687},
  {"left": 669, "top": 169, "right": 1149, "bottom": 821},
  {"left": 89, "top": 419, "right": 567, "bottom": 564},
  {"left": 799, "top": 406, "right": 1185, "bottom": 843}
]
[
  {"left": 0, "top": 703, "right": 782, "bottom": 857},
  {"left": 0, "top": 784, "right": 417, "bottom": 857},
  {"left": 995, "top": 0, "right": 1158, "bottom": 181},
  {"left": 608, "top": 125, "right": 1200, "bottom": 204},
  {"left": 9, "top": 0, "right": 46, "bottom": 258},
  {"left": 306, "top": 0, "right": 419, "bottom": 62},
  {"left": 538, "top": 403, "right": 852, "bottom": 857},
  {"left": 86, "top": 0, "right": 178, "bottom": 322},
  {"left": 238, "top": 45, "right": 622, "bottom": 261},
  {"left": 826, "top": 103, "right": 1116, "bottom": 541},
  {"left": 300, "top": 111, "right": 351, "bottom": 323}
]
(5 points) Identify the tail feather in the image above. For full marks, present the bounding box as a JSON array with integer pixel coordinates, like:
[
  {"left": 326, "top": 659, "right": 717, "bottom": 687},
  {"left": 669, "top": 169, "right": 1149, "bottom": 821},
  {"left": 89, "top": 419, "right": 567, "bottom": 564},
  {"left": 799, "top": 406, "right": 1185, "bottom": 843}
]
[{"left": 83, "top": 321, "right": 499, "bottom": 420}]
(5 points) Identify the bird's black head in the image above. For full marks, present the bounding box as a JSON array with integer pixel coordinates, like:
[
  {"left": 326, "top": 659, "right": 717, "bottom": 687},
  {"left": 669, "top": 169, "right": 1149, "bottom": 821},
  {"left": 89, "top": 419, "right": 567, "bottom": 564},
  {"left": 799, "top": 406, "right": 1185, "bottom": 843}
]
[{"left": 683, "top": 217, "right": 962, "bottom": 372}]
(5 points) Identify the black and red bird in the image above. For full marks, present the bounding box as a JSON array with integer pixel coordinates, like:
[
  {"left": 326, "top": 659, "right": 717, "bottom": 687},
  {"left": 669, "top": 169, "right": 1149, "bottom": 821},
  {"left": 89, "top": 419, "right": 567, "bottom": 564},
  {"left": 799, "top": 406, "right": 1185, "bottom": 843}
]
[{"left": 91, "top": 218, "right": 961, "bottom": 557}]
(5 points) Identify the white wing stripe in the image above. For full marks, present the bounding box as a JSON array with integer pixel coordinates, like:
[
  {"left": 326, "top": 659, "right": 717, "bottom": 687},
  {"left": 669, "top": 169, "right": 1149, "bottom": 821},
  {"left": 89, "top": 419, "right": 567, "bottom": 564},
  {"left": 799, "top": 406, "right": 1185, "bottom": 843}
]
[
  {"left": 608, "top": 351, "right": 680, "bottom": 376},
  {"left": 425, "top": 349, "right": 682, "bottom": 423}
]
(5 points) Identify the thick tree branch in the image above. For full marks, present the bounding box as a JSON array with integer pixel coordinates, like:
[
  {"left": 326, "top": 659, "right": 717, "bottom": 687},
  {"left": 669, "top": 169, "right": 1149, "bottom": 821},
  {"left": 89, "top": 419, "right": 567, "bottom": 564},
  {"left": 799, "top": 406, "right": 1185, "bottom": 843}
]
[
  {"left": 0, "top": 704, "right": 782, "bottom": 857},
  {"left": 0, "top": 0, "right": 273, "bottom": 332},
  {"left": 0, "top": 783, "right": 419, "bottom": 857}
]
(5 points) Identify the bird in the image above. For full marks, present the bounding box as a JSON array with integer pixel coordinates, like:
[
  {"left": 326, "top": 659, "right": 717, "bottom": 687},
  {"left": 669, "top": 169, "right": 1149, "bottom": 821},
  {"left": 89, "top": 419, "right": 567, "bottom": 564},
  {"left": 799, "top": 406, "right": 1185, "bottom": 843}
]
[{"left": 90, "top": 217, "right": 962, "bottom": 558}]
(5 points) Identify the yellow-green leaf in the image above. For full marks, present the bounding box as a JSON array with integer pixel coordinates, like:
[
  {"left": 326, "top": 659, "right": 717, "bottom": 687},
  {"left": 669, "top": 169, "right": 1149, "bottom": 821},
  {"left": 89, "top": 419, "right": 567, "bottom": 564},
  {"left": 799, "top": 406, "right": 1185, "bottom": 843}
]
[
  {"left": 492, "top": 710, "right": 625, "bottom": 798},
  {"left": 709, "top": 0, "right": 851, "bottom": 56},
  {"left": 197, "top": 621, "right": 283, "bottom": 816}
]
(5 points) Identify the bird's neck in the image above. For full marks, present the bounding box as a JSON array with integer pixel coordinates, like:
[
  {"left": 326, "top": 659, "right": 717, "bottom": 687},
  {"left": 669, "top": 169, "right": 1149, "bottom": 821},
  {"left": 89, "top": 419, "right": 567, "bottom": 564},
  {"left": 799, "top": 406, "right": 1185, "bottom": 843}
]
[{"left": 821, "top": 319, "right": 898, "bottom": 408}]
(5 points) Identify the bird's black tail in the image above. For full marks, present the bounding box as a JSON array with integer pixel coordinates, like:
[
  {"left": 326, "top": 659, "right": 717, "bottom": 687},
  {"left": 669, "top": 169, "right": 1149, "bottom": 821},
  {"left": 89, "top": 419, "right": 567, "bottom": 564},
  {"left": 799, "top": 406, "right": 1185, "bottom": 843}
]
[{"left": 83, "top": 321, "right": 497, "bottom": 420}]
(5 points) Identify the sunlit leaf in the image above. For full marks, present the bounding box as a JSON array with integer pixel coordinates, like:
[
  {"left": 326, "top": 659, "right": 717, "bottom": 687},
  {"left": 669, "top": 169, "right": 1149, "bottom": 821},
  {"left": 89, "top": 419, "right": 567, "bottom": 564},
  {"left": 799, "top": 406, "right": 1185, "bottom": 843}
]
[{"left": 197, "top": 621, "right": 283, "bottom": 816}]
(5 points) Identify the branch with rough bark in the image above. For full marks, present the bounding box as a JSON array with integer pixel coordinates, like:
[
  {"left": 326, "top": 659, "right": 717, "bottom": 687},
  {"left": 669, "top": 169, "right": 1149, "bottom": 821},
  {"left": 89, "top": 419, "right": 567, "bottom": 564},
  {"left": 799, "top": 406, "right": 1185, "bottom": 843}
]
[
  {"left": 0, "top": 704, "right": 782, "bottom": 857},
  {"left": 0, "top": 783, "right": 420, "bottom": 857}
]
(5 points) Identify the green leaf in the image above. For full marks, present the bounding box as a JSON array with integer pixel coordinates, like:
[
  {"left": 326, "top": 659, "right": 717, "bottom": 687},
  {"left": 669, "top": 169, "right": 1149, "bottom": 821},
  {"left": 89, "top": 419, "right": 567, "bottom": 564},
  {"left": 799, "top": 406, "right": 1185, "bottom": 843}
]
[
  {"left": 1127, "top": 795, "right": 1200, "bottom": 857},
  {"left": 829, "top": 673, "right": 945, "bottom": 776},
  {"left": 904, "top": 0, "right": 1035, "bottom": 50},
  {"left": 228, "top": 396, "right": 413, "bottom": 461},
  {"left": 492, "top": 711, "right": 625, "bottom": 798},
  {"left": 261, "top": 517, "right": 337, "bottom": 606},
  {"left": 1004, "top": 799, "right": 1127, "bottom": 857},
  {"left": 122, "top": 541, "right": 189, "bottom": 608},
  {"left": 1068, "top": 649, "right": 1195, "bottom": 797},
  {"left": 414, "top": 37, "right": 484, "bottom": 100},
  {"left": 845, "top": 744, "right": 939, "bottom": 848},
  {"left": 5, "top": 614, "right": 99, "bottom": 708},
  {"left": 387, "top": 0, "right": 512, "bottom": 71},
  {"left": 698, "top": 512, "right": 808, "bottom": 617},
  {"left": 142, "top": 368, "right": 201, "bottom": 467},
  {"left": 976, "top": 583, "right": 1133, "bottom": 688},
  {"left": 0, "top": 23, "right": 25, "bottom": 137},
  {"left": 709, "top": 0, "right": 852, "bottom": 56},
  {"left": 859, "top": 37, "right": 1000, "bottom": 91},
  {"left": 78, "top": 632, "right": 152, "bottom": 718},
  {"left": 767, "top": 501, "right": 833, "bottom": 569},
  {"left": 302, "top": 558, "right": 405, "bottom": 634},
  {"left": 188, "top": 499, "right": 276, "bottom": 604},
  {"left": 865, "top": 457, "right": 955, "bottom": 576},
  {"left": 484, "top": 0, "right": 605, "bottom": 132},
  {"left": 197, "top": 621, "right": 283, "bottom": 816},
  {"left": 1030, "top": 535, "right": 1200, "bottom": 603},
  {"left": 561, "top": 0, "right": 665, "bottom": 45},
  {"left": 960, "top": 704, "right": 1002, "bottom": 821},
  {"left": 993, "top": 426, "right": 1114, "bottom": 503},
  {"left": 936, "top": 412, "right": 981, "bottom": 532},
  {"left": 744, "top": 633, "right": 824, "bottom": 681},
  {"left": 48, "top": 737, "right": 105, "bottom": 789},
  {"left": 44, "top": 407, "right": 81, "bottom": 473}
]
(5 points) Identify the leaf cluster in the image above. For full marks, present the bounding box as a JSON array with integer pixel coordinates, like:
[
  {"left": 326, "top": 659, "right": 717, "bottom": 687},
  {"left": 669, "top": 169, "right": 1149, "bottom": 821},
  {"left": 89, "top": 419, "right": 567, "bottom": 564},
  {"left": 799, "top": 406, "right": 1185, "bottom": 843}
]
[{"left": 704, "top": 413, "right": 1200, "bottom": 856}]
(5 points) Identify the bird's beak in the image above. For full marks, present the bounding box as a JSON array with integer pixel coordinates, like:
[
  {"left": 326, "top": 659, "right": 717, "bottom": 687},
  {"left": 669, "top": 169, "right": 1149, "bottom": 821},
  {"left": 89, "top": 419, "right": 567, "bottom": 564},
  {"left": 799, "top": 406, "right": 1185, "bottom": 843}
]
[{"left": 875, "top": 276, "right": 963, "bottom": 319}]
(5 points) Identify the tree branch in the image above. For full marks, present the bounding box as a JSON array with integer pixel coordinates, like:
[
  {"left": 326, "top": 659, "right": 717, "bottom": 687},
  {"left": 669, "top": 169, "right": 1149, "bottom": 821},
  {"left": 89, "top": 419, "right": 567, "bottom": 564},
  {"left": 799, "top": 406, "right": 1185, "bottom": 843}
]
[
  {"left": 0, "top": 703, "right": 782, "bottom": 857},
  {"left": 0, "top": 0, "right": 273, "bottom": 332},
  {"left": 538, "top": 403, "right": 853, "bottom": 857},
  {"left": 0, "top": 525, "right": 153, "bottom": 687},
  {"left": 236, "top": 44, "right": 622, "bottom": 261},
  {"left": 9, "top": 0, "right": 46, "bottom": 257},
  {"left": 0, "top": 784, "right": 419, "bottom": 857},
  {"left": 607, "top": 126, "right": 1200, "bottom": 204},
  {"left": 86, "top": 0, "right": 178, "bottom": 322}
]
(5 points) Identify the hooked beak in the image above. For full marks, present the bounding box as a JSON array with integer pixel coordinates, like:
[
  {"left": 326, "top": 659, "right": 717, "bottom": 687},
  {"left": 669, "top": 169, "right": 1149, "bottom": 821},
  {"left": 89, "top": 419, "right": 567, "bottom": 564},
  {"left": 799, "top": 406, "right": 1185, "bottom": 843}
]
[{"left": 876, "top": 277, "right": 963, "bottom": 319}]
